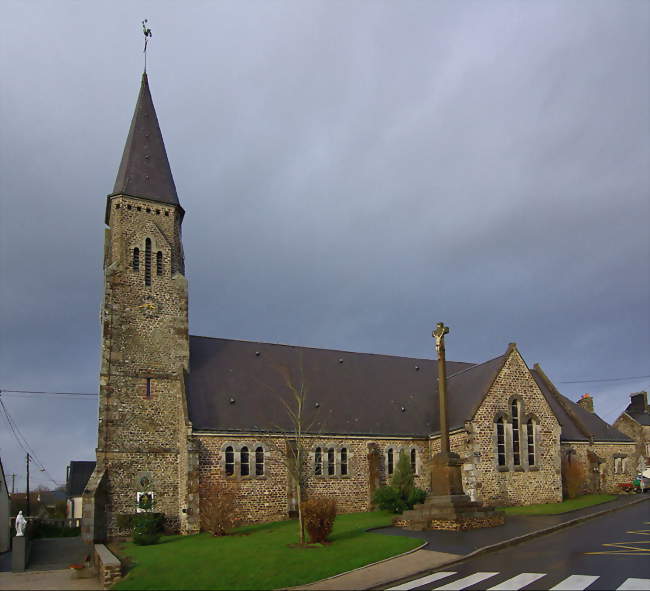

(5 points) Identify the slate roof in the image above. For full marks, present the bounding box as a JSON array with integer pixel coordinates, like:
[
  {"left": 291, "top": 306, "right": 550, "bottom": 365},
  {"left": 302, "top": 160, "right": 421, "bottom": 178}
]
[
  {"left": 112, "top": 73, "right": 180, "bottom": 208},
  {"left": 628, "top": 410, "right": 650, "bottom": 426},
  {"left": 67, "top": 461, "right": 96, "bottom": 497},
  {"left": 624, "top": 392, "right": 650, "bottom": 426},
  {"left": 187, "top": 336, "right": 508, "bottom": 437},
  {"left": 531, "top": 368, "right": 633, "bottom": 443}
]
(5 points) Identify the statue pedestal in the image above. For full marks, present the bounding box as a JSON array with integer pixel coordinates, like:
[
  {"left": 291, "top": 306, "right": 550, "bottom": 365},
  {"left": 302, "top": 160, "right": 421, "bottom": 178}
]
[
  {"left": 398, "top": 453, "right": 505, "bottom": 531},
  {"left": 398, "top": 494, "right": 505, "bottom": 531}
]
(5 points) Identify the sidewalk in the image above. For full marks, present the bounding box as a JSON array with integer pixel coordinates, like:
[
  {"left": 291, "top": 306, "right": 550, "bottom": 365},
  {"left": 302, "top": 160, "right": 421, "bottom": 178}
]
[{"left": 293, "top": 494, "right": 648, "bottom": 590}]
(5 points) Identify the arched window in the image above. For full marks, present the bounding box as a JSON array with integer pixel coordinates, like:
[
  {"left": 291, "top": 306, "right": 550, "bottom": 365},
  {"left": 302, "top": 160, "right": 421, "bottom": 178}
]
[
  {"left": 144, "top": 238, "right": 152, "bottom": 286},
  {"left": 241, "top": 446, "right": 250, "bottom": 476},
  {"left": 410, "top": 449, "right": 417, "bottom": 475},
  {"left": 255, "top": 447, "right": 264, "bottom": 476},
  {"left": 225, "top": 446, "right": 234, "bottom": 476},
  {"left": 327, "top": 448, "right": 335, "bottom": 476},
  {"left": 132, "top": 247, "right": 140, "bottom": 272},
  {"left": 314, "top": 447, "right": 322, "bottom": 475},
  {"left": 156, "top": 251, "right": 163, "bottom": 276},
  {"left": 527, "top": 418, "right": 536, "bottom": 466},
  {"left": 340, "top": 448, "right": 348, "bottom": 476},
  {"left": 511, "top": 399, "right": 521, "bottom": 466},
  {"left": 387, "top": 448, "right": 394, "bottom": 476},
  {"left": 496, "top": 418, "right": 506, "bottom": 467}
]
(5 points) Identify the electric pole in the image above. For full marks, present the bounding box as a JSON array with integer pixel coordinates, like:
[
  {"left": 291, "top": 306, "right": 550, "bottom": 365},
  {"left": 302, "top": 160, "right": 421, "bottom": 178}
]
[
  {"left": 11, "top": 473, "right": 15, "bottom": 494},
  {"left": 26, "top": 453, "right": 31, "bottom": 517}
]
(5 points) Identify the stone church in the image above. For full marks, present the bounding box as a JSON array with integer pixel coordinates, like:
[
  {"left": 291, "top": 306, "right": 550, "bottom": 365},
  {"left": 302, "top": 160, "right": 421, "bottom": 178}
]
[{"left": 82, "top": 74, "right": 640, "bottom": 542}]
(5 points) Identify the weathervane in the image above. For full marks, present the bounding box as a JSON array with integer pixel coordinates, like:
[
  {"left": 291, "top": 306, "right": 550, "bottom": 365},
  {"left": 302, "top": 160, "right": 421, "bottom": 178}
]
[{"left": 142, "top": 19, "right": 152, "bottom": 73}]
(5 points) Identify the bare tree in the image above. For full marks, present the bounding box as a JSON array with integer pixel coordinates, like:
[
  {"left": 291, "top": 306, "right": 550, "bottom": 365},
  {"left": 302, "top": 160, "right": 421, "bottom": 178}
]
[{"left": 262, "top": 358, "right": 320, "bottom": 546}]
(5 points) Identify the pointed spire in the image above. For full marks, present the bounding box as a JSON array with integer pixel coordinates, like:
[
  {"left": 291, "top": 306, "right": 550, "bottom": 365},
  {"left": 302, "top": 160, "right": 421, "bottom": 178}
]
[{"left": 113, "top": 73, "right": 179, "bottom": 206}]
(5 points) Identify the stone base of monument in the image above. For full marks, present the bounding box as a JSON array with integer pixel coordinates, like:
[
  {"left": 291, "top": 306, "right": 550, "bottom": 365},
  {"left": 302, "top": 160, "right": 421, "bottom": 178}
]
[{"left": 396, "top": 494, "right": 505, "bottom": 531}]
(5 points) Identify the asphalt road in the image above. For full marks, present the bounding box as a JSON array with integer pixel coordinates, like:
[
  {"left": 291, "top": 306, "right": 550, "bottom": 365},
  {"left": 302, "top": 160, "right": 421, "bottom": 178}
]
[{"left": 388, "top": 500, "right": 650, "bottom": 590}]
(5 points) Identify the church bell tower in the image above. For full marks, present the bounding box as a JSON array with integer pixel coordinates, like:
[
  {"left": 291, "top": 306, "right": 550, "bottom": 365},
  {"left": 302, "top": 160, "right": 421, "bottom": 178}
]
[{"left": 84, "top": 73, "right": 199, "bottom": 541}]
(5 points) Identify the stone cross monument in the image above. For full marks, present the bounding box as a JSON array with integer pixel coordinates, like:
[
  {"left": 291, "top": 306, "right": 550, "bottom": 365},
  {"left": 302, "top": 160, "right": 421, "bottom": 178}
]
[
  {"left": 430, "top": 322, "right": 464, "bottom": 496},
  {"left": 399, "top": 323, "right": 505, "bottom": 530}
]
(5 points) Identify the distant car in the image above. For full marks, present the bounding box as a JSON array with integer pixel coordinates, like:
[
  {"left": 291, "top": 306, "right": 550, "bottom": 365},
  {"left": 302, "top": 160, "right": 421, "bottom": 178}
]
[{"left": 633, "top": 474, "right": 650, "bottom": 492}]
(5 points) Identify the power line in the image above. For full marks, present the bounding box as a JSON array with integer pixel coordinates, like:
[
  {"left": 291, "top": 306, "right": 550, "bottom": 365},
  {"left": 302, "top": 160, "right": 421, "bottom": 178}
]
[
  {"left": 557, "top": 375, "right": 650, "bottom": 384},
  {"left": 0, "top": 396, "right": 61, "bottom": 488},
  {"left": 0, "top": 389, "right": 97, "bottom": 397}
]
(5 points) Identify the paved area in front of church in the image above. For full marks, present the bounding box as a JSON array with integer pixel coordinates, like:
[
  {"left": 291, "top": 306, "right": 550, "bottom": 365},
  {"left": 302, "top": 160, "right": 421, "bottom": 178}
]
[
  {"left": 292, "top": 495, "right": 647, "bottom": 590},
  {"left": 0, "top": 536, "right": 101, "bottom": 590}
]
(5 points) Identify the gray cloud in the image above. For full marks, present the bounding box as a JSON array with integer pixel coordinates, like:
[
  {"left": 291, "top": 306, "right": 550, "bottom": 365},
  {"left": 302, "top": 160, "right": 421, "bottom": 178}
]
[{"left": 1, "top": 0, "right": 648, "bottom": 490}]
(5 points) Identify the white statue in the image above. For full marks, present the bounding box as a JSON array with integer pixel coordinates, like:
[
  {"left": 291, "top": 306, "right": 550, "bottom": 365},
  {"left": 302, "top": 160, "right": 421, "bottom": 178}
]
[{"left": 15, "top": 510, "right": 27, "bottom": 537}]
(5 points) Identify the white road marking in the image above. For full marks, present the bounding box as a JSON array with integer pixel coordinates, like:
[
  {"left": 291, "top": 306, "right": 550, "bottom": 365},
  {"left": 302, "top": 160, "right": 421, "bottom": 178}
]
[
  {"left": 387, "top": 572, "right": 457, "bottom": 590},
  {"left": 434, "top": 572, "right": 499, "bottom": 590},
  {"left": 549, "top": 574, "right": 600, "bottom": 590},
  {"left": 616, "top": 579, "right": 650, "bottom": 591},
  {"left": 487, "top": 572, "right": 546, "bottom": 590}
]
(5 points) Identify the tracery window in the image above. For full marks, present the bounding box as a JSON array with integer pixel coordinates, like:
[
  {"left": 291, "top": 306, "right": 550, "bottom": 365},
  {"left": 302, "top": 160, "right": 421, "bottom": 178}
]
[
  {"left": 327, "top": 448, "right": 335, "bottom": 476},
  {"left": 527, "top": 418, "right": 536, "bottom": 466},
  {"left": 511, "top": 399, "right": 521, "bottom": 466},
  {"left": 340, "top": 448, "right": 348, "bottom": 476},
  {"left": 496, "top": 418, "right": 506, "bottom": 467},
  {"left": 410, "top": 449, "right": 417, "bottom": 475},
  {"left": 240, "top": 446, "right": 250, "bottom": 476},
  {"left": 225, "top": 446, "right": 234, "bottom": 476},
  {"left": 314, "top": 447, "right": 322, "bottom": 475},
  {"left": 387, "top": 448, "right": 394, "bottom": 476},
  {"left": 255, "top": 447, "right": 264, "bottom": 476}
]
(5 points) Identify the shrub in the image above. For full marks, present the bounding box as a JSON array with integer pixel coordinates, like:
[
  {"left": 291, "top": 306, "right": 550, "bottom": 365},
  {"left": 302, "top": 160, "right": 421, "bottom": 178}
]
[
  {"left": 373, "top": 485, "right": 426, "bottom": 513},
  {"left": 300, "top": 497, "right": 337, "bottom": 543},
  {"left": 373, "top": 486, "right": 408, "bottom": 513},
  {"left": 407, "top": 487, "right": 426, "bottom": 507},
  {"left": 391, "top": 450, "right": 415, "bottom": 499},
  {"left": 133, "top": 512, "right": 162, "bottom": 546},
  {"left": 372, "top": 450, "right": 426, "bottom": 514},
  {"left": 200, "top": 480, "right": 240, "bottom": 536}
]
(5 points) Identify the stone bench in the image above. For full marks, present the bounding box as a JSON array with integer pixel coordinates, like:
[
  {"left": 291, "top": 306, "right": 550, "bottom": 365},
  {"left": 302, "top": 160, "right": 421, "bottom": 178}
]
[{"left": 94, "top": 544, "right": 122, "bottom": 589}]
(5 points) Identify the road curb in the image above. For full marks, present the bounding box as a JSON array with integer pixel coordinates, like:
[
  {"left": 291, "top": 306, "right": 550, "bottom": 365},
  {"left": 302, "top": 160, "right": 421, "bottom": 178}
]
[
  {"left": 378, "top": 496, "right": 649, "bottom": 590},
  {"left": 285, "top": 540, "right": 429, "bottom": 590}
]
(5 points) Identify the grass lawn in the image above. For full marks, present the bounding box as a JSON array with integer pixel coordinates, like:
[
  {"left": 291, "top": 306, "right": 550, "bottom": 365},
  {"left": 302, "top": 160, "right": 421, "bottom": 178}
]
[
  {"left": 112, "top": 511, "right": 420, "bottom": 590},
  {"left": 499, "top": 494, "right": 617, "bottom": 515}
]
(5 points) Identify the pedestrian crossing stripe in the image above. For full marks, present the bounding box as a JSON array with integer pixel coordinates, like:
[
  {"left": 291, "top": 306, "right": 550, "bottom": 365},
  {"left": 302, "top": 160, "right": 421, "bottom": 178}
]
[{"left": 386, "top": 572, "right": 650, "bottom": 591}]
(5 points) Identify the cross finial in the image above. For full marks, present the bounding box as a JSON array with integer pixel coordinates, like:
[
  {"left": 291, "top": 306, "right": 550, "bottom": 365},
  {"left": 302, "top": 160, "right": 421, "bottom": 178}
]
[
  {"left": 142, "top": 19, "right": 152, "bottom": 73},
  {"left": 432, "top": 322, "right": 450, "bottom": 354}
]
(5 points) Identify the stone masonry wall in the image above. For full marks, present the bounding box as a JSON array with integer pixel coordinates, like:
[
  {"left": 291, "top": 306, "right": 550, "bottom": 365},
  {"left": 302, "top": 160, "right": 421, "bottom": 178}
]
[
  {"left": 196, "top": 434, "right": 431, "bottom": 525},
  {"left": 614, "top": 413, "right": 650, "bottom": 471},
  {"left": 466, "top": 348, "right": 562, "bottom": 506},
  {"left": 562, "top": 441, "right": 639, "bottom": 494}
]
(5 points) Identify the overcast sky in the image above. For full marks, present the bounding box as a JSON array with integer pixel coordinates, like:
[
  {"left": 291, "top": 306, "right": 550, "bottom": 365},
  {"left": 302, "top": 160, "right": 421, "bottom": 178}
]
[{"left": 1, "top": 1, "right": 648, "bottom": 492}]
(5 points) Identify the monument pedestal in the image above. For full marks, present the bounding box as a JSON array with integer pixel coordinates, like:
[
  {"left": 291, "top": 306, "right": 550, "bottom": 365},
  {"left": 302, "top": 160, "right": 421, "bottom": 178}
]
[
  {"left": 398, "top": 493, "right": 505, "bottom": 531},
  {"left": 398, "top": 452, "right": 505, "bottom": 531}
]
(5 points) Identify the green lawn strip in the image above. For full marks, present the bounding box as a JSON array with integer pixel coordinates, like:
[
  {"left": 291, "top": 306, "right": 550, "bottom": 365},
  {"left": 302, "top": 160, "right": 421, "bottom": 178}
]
[
  {"left": 499, "top": 494, "right": 617, "bottom": 515},
  {"left": 112, "top": 511, "right": 420, "bottom": 590}
]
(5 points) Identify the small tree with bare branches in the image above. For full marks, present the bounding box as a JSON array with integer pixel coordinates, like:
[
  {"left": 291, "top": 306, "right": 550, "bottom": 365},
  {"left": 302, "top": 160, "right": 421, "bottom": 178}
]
[{"left": 262, "top": 358, "right": 321, "bottom": 546}]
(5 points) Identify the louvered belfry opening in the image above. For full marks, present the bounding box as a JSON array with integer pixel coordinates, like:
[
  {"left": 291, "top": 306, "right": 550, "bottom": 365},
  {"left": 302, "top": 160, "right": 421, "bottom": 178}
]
[
  {"left": 132, "top": 247, "right": 140, "bottom": 271},
  {"left": 156, "top": 251, "right": 163, "bottom": 276},
  {"left": 145, "top": 238, "right": 152, "bottom": 286}
]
